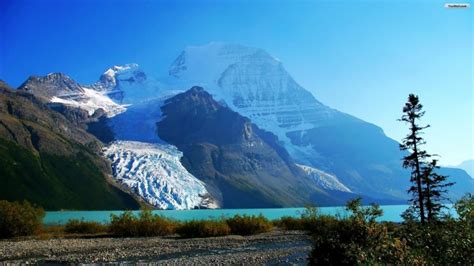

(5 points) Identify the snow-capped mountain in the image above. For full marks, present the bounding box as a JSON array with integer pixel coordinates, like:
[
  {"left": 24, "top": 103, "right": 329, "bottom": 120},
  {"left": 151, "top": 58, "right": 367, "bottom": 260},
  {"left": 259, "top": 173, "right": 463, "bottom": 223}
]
[
  {"left": 156, "top": 86, "right": 353, "bottom": 207},
  {"left": 16, "top": 70, "right": 219, "bottom": 210},
  {"left": 89, "top": 64, "right": 163, "bottom": 104},
  {"left": 162, "top": 43, "right": 472, "bottom": 201},
  {"left": 19, "top": 73, "right": 125, "bottom": 117},
  {"left": 166, "top": 42, "right": 341, "bottom": 164},
  {"left": 163, "top": 43, "right": 415, "bottom": 200},
  {"left": 14, "top": 42, "right": 472, "bottom": 208}
]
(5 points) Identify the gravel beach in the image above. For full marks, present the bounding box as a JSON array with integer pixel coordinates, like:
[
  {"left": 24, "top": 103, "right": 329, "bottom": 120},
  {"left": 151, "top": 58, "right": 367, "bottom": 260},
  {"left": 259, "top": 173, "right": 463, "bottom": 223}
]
[{"left": 0, "top": 229, "right": 311, "bottom": 264}]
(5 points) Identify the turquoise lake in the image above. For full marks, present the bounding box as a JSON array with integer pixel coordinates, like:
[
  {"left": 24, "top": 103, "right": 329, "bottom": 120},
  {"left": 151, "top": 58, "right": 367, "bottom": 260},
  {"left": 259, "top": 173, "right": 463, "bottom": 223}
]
[{"left": 44, "top": 205, "right": 457, "bottom": 225}]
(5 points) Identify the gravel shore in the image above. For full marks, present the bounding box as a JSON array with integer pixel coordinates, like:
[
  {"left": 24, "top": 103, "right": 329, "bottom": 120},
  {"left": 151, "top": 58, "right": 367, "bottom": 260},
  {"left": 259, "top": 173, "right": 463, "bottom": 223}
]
[{"left": 0, "top": 230, "right": 311, "bottom": 265}]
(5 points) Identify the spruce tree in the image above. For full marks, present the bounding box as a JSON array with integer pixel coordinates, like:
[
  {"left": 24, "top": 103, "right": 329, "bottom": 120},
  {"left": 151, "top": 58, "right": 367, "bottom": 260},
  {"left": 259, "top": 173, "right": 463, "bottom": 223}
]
[
  {"left": 399, "top": 94, "right": 454, "bottom": 224},
  {"left": 399, "top": 94, "right": 431, "bottom": 224},
  {"left": 422, "top": 159, "right": 454, "bottom": 222}
]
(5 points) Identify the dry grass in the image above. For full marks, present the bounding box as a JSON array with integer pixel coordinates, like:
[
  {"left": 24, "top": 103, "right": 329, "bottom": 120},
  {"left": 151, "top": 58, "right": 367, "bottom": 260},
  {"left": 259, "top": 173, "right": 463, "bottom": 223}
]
[
  {"left": 176, "top": 220, "right": 231, "bottom": 238},
  {"left": 226, "top": 214, "right": 273, "bottom": 235},
  {"left": 64, "top": 219, "right": 108, "bottom": 234},
  {"left": 109, "top": 210, "right": 177, "bottom": 237}
]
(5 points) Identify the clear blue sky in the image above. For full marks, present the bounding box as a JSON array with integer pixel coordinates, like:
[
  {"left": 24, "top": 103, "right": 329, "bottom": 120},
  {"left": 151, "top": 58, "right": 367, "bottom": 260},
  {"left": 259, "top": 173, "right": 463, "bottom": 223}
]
[{"left": 1, "top": 0, "right": 472, "bottom": 165}]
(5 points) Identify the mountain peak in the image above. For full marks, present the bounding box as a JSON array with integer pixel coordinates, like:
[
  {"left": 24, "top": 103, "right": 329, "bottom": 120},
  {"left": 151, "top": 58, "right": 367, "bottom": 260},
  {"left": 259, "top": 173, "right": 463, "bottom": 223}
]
[
  {"left": 29, "top": 72, "right": 77, "bottom": 85},
  {"left": 18, "top": 73, "right": 84, "bottom": 99},
  {"left": 98, "top": 63, "right": 145, "bottom": 90},
  {"left": 168, "top": 42, "right": 275, "bottom": 83}
]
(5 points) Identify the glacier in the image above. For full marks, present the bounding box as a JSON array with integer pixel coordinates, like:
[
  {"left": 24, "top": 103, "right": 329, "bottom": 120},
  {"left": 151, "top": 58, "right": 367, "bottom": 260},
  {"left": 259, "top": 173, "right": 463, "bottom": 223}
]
[
  {"left": 297, "top": 164, "right": 351, "bottom": 192},
  {"left": 104, "top": 141, "right": 217, "bottom": 210},
  {"left": 99, "top": 43, "right": 357, "bottom": 197},
  {"left": 98, "top": 72, "right": 217, "bottom": 209},
  {"left": 17, "top": 42, "right": 473, "bottom": 205},
  {"left": 29, "top": 67, "right": 217, "bottom": 209}
]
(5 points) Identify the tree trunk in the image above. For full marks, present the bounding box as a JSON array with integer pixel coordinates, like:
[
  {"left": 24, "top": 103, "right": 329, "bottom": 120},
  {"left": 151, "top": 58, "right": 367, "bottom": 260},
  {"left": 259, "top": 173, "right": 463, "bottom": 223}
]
[{"left": 411, "top": 119, "right": 425, "bottom": 224}]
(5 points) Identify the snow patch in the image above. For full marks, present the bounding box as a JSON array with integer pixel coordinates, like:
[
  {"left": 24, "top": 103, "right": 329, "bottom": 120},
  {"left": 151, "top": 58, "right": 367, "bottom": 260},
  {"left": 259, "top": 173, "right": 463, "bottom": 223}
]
[
  {"left": 50, "top": 88, "right": 126, "bottom": 117},
  {"left": 297, "top": 164, "right": 351, "bottom": 192}
]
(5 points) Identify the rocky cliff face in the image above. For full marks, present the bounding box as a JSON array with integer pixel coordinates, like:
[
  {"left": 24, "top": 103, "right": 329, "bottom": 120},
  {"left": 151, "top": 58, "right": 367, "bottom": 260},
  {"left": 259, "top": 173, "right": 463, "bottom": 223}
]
[
  {"left": 18, "top": 73, "right": 85, "bottom": 101},
  {"left": 157, "top": 87, "right": 348, "bottom": 207},
  {"left": 19, "top": 73, "right": 126, "bottom": 118}
]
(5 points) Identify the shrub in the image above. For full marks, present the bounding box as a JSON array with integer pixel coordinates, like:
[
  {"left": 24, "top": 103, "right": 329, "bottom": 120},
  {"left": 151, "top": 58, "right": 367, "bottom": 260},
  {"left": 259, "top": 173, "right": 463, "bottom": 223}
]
[
  {"left": 309, "top": 199, "right": 412, "bottom": 265},
  {"left": 396, "top": 193, "right": 474, "bottom": 265},
  {"left": 109, "top": 211, "right": 136, "bottom": 237},
  {"left": 176, "top": 220, "right": 231, "bottom": 238},
  {"left": 275, "top": 207, "right": 338, "bottom": 232},
  {"left": 64, "top": 219, "right": 108, "bottom": 234},
  {"left": 135, "top": 209, "right": 177, "bottom": 236},
  {"left": 0, "top": 200, "right": 44, "bottom": 238},
  {"left": 455, "top": 192, "right": 473, "bottom": 224},
  {"left": 225, "top": 214, "right": 273, "bottom": 235},
  {"left": 274, "top": 216, "right": 306, "bottom": 230},
  {"left": 109, "top": 209, "right": 177, "bottom": 237}
]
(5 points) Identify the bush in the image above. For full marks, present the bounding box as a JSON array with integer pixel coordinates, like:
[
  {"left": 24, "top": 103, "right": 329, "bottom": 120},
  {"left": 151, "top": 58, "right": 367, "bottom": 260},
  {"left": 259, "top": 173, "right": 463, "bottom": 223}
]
[
  {"left": 226, "top": 214, "right": 273, "bottom": 235},
  {"left": 396, "top": 193, "right": 474, "bottom": 265},
  {"left": 275, "top": 207, "right": 337, "bottom": 232},
  {"left": 64, "top": 219, "right": 108, "bottom": 234},
  {"left": 176, "top": 220, "right": 231, "bottom": 238},
  {"left": 109, "top": 209, "right": 177, "bottom": 237},
  {"left": 0, "top": 200, "right": 44, "bottom": 238},
  {"left": 455, "top": 192, "right": 473, "bottom": 224},
  {"left": 305, "top": 196, "right": 474, "bottom": 265},
  {"left": 309, "top": 199, "right": 412, "bottom": 265},
  {"left": 274, "top": 216, "right": 306, "bottom": 230}
]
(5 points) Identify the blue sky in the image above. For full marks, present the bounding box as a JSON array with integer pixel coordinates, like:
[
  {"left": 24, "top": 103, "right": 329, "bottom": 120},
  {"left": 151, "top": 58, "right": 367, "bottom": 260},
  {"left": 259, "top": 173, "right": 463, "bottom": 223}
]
[{"left": 0, "top": 0, "right": 472, "bottom": 165}]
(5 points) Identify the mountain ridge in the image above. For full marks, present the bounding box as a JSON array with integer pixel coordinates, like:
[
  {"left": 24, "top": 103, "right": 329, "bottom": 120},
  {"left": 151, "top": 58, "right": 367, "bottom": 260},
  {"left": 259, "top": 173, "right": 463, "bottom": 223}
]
[
  {"left": 3, "top": 42, "right": 472, "bottom": 209},
  {"left": 157, "top": 86, "right": 352, "bottom": 207},
  {"left": 0, "top": 80, "right": 140, "bottom": 210}
]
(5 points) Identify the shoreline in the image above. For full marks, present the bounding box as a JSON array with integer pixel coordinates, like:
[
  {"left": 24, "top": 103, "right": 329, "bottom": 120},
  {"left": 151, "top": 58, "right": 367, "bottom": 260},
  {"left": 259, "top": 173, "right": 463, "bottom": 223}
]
[{"left": 0, "top": 229, "right": 311, "bottom": 264}]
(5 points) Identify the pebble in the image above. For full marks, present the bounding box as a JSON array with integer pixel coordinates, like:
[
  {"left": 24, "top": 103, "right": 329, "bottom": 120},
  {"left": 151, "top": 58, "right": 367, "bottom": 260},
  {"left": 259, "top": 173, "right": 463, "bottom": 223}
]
[{"left": 0, "top": 230, "right": 311, "bottom": 264}]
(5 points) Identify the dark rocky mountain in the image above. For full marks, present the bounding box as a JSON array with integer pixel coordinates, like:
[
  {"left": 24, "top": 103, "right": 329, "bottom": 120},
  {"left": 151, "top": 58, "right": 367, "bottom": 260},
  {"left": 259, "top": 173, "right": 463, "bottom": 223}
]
[
  {"left": 18, "top": 73, "right": 85, "bottom": 101},
  {"left": 157, "top": 87, "right": 354, "bottom": 207},
  {"left": 0, "top": 80, "right": 139, "bottom": 210}
]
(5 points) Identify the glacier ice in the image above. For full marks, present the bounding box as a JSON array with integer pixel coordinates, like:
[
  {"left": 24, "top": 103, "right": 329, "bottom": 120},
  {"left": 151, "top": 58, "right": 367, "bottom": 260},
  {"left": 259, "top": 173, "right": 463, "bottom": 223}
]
[
  {"left": 35, "top": 65, "right": 216, "bottom": 210},
  {"left": 297, "top": 164, "right": 351, "bottom": 192},
  {"left": 104, "top": 141, "right": 217, "bottom": 209}
]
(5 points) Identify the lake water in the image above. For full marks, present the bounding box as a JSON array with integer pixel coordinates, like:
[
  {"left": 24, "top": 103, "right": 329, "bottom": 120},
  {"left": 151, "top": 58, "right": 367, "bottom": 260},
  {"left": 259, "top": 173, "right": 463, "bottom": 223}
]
[{"left": 43, "top": 204, "right": 457, "bottom": 225}]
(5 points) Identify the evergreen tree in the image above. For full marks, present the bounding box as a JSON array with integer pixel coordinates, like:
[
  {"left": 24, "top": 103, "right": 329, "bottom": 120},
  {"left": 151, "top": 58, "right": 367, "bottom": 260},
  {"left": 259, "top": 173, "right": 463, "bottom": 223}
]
[
  {"left": 399, "top": 94, "right": 454, "bottom": 224},
  {"left": 399, "top": 94, "right": 431, "bottom": 224},
  {"left": 422, "top": 159, "right": 454, "bottom": 222}
]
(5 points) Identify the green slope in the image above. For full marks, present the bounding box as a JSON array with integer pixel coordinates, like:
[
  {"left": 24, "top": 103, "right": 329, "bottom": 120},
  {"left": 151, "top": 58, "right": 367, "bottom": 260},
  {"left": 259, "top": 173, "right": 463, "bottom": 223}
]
[
  {"left": 0, "top": 139, "right": 139, "bottom": 210},
  {"left": 0, "top": 80, "right": 139, "bottom": 210}
]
